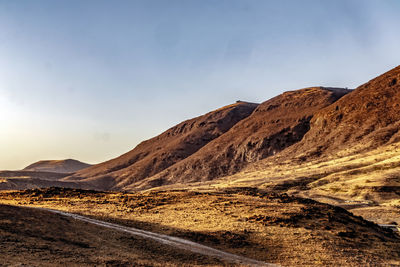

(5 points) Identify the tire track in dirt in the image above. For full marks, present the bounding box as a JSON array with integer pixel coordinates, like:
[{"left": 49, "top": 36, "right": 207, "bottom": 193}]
[{"left": 33, "top": 207, "right": 277, "bottom": 267}]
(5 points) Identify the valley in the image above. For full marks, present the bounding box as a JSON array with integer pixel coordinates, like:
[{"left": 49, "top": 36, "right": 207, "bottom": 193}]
[{"left": 1, "top": 66, "right": 400, "bottom": 266}]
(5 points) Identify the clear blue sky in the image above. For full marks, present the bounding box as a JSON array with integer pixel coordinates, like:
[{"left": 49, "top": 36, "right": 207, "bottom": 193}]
[{"left": 1, "top": 0, "right": 400, "bottom": 169}]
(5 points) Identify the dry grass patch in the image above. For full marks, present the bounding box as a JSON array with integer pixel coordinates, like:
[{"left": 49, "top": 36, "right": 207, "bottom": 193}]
[
  {"left": 0, "top": 203, "right": 225, "bottom": 267},
  {"left": 1, "top": 187, "right": 399, "bottom": 266}
]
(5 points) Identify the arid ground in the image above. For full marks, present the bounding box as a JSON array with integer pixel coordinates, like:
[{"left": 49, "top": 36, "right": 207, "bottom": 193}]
[{"left": 1, "top": 187, "right": 399, "bottom": 266}]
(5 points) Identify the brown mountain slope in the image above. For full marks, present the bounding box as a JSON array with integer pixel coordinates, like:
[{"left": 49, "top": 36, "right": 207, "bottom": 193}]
[
  {"left": 23, "top": 159, "right": 92, "bottom": 173},
  {"left": 67, "top": 65, "right": 400, "bottom": 192},
  {"left": 126, "top": 87, "right": 350, "bottom": 190},
  {"left": 279, "top": 65, "right": 400, "bottom": 160},
  {"left": 66, "top": 101, "right": 258, "bottom": 189}
]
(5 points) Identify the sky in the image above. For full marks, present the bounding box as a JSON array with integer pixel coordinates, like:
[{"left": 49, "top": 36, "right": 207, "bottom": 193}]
[{"left": 1, "top": 0, "right": 400, "bottom": 170}]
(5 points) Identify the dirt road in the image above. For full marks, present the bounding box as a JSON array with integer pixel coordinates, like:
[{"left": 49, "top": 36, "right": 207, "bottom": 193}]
[{"left": 33, "top": 207, "right": 277, "bottom": 267}]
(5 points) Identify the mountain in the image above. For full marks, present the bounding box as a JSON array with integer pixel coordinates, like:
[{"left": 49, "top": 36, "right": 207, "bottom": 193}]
[
  {"left": 66, "top": 101, "right": 258, "bottom": 189},
  {"left": 127, "top": 87, "right": 350, "bottom": 190},
  {"left": 191, "top": 65, "right": 400, "bottom": 229},
  {"left": 57, "top": 65, "right": 400, "bottom": 192},
  {"left": 65, "top": 87, "right": 349, "bottom": 191},
  {"left": 23, "top": 159, "right": 92, "bottom": 173},
  {"left": 277, "top": 65, "right": 400, "bottom": 160}
]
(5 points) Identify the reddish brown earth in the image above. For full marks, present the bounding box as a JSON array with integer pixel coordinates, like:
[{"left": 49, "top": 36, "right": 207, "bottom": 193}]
[
  {"left": 66, "top": 87, "right": 349, "bottom": 191},
  {"left": 66, "top": 101, "right": 258, "bottom": 190},
  {"left": 280, "top": 65, "right": 400, "bottom": 160},
  {"left": 24, "top": 159, "right": 92, "bottom": 173},
  {"left": 129, "top": 87, "right": 350, "bottom": 190}
]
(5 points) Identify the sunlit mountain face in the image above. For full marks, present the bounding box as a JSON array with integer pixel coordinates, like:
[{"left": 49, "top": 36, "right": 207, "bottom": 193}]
[{"left": 1, "top": 1, "right": 400, "bottom": 266}]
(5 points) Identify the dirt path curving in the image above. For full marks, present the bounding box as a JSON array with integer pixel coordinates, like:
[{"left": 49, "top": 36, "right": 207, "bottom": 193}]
[{"left": 33, "top": 207, "right": 277, "bottom": 267}]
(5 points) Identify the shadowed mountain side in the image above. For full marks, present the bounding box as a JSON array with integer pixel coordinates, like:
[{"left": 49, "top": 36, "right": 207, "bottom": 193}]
[
  {"left": 275, "top": 65, "right": 400, "bottom": 161},
  {"left": 124, "top": 87, "right": 350, "bottom": 190},
  {"left": 65, "top": 101, "right": 258, "bottom": 189},
  {"left": 23, "top": 159, "right": 92, "bottom": 173}
]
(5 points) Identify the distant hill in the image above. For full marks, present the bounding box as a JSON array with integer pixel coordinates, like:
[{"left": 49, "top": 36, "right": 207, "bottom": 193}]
[{"left": 23, "top": 159, "right": 92, "bottom": 173}]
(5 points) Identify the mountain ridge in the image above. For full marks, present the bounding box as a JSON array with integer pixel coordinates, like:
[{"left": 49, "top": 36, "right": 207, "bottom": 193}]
[
  {"left": 5, "top": 65, "right": 400, "bottom": 193},
  {"left": 274, "top": 65, "right": 400, "bottom": 161},
  {"left": 65, "top": 86, "right": 350, "bottom": 191},
  {"left": 65, "top": 101, "right": 259, "bottom": 189},
  {"left": 126, "top": 87, "right": 350, "bottom": 190}
]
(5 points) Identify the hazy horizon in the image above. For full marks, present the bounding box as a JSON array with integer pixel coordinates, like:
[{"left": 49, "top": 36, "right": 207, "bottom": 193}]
[{"left": 1, "top": 0, "right": 400, "bottom": 170}]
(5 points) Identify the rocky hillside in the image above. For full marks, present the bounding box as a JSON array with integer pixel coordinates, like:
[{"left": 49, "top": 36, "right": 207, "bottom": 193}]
[
  {"left": 280, "top": 65, "right": 400, "bottom": 160},
  {"left": 64, "top": 65, "right": 400, "bottom": 192},
  {"left": 129, "top": 87, "right": 350, "bottom": 190},
  {"left": 66, "top": 102, "right": 258, "bottom": 189},
  {"left": 23, "top": 159, "right": 92, "bottom": 173},
  {"left": 66, "top": 87, "right": 349, "bottom": 191}
]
